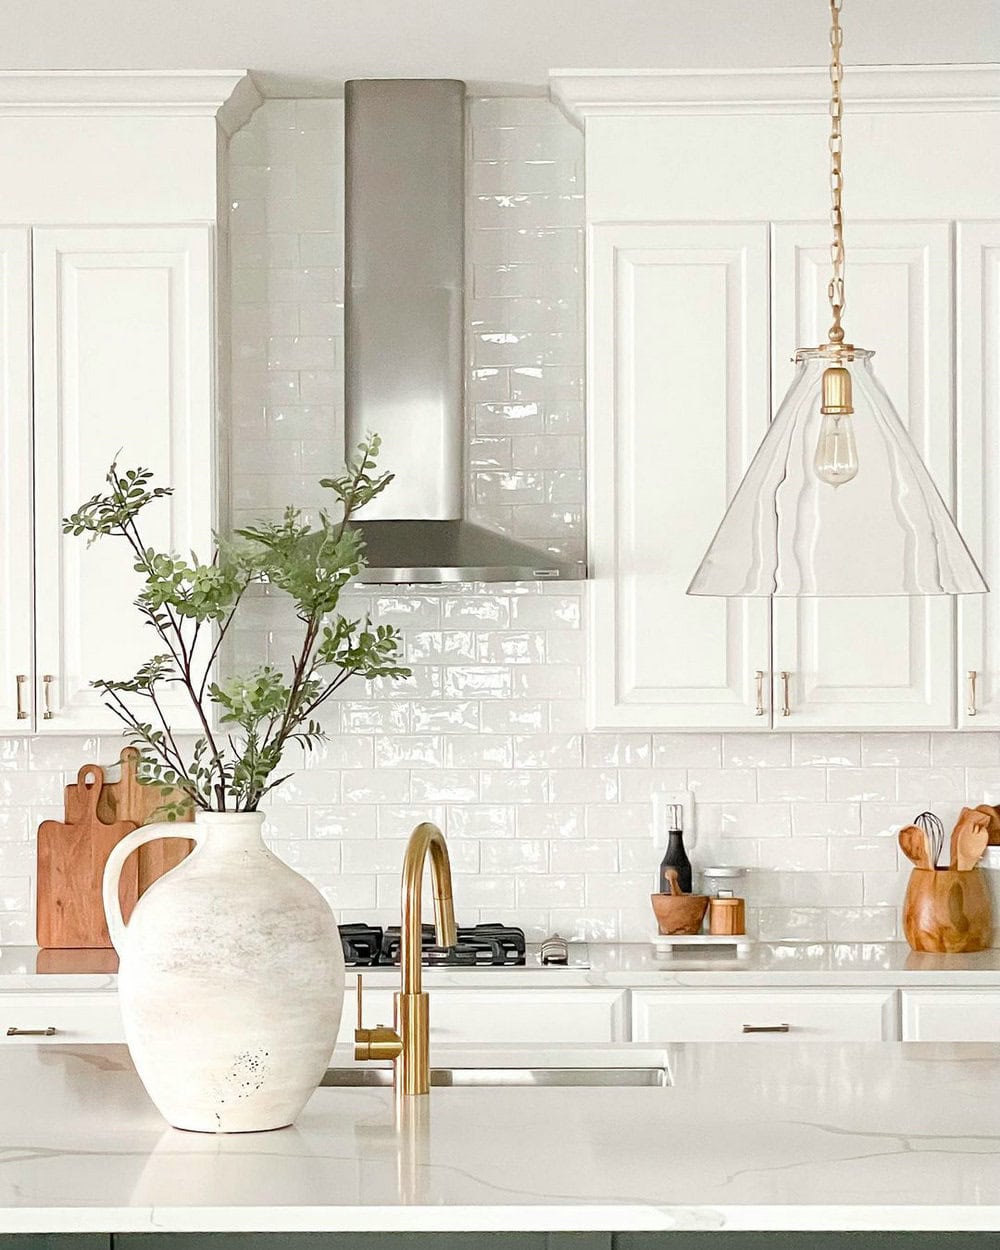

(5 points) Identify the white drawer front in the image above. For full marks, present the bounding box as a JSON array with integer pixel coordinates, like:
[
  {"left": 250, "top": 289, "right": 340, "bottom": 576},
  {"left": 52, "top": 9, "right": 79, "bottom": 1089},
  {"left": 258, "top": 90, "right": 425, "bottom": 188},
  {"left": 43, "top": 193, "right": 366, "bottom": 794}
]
[
  {"left": 632, "top": 989, "right": 898, "bottom": 1042},
  {"left": 340, "top": 985, "right": 628, "bottom": 1046},
  {"left": 0, "top": 991, "right": 124, "bottom": 1043},
  {"left": 901, "top": 990, "right": 1000, "bottom": 1041}
]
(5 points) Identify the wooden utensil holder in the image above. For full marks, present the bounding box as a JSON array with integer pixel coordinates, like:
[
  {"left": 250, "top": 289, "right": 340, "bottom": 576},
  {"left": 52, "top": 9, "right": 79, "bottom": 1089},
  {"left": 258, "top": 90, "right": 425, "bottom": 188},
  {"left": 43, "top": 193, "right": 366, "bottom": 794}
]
[{"left": 903, "top": 866, "right": 992, "bottom": 954}]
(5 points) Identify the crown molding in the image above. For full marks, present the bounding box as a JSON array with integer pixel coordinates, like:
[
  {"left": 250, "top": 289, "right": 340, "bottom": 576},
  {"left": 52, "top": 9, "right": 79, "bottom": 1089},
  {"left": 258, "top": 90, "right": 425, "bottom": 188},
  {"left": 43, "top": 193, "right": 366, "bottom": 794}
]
[
  {"left": 549, "top": 64, "right": 1000, "bottom": 128},
  {"left": 0, "top": 71, "right": 262, "bottom": 131}
]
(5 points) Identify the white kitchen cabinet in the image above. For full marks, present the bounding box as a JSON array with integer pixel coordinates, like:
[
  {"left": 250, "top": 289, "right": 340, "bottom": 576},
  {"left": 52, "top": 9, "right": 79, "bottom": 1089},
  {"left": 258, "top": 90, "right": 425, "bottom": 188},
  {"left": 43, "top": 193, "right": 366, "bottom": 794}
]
[
  {"left": 958, "top": 222, "right": 1000, "bottom": 727},
  {"left": 0, "top": 224, "right": 215, "bottom": 735},
  {"left": 0, "top": 989, "right": 124, "bottom": 1044},
  {"left": 339, "top": 983, "right": 629, "bottom": 1046},
  {"left": 770, "top": 221, "right": 955, "bottom": 728},
  {"left": 631, "top": 989, "right": 898, "bottom": 1042},
  {"left": 0, "top": 228, "right": 33, "bottom": 732},
  {"left": 587, "top": 221, "right": 771, "bottom": 729},
  {"left": 31, "top": 225, "right": 215, "bottom": 734},
  {"left": 0, "top": 73, "right": 255, "bottom": 737},
  {"left": 558, "top": 67, "right": 1000, "bottom": 733},
  {"left": 901, "top": 989, "right": 1000, "bottom": 1041}
]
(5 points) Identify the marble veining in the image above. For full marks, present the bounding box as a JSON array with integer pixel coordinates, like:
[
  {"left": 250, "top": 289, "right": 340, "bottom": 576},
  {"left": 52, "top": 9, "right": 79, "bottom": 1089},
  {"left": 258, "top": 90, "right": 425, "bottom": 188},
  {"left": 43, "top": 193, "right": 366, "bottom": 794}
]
[{"left": 2, "top": 1042, "right": 1000, "bottom": 1232}]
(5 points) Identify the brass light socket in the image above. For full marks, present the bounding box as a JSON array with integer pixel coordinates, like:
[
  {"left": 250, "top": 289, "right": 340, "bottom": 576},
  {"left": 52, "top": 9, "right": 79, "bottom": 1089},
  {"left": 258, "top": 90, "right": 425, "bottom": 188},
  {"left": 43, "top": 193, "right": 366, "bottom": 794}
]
[{"left": 821, "top": 365, "right": 853, "bottom": 415}]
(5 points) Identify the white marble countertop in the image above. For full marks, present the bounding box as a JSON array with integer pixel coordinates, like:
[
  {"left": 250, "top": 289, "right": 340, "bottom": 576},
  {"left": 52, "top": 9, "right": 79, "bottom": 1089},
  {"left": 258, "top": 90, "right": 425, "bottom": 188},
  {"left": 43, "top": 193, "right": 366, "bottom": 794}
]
[
  {"left": 4, "top": 1041, "right": 1000, "bottom": 1232},
  {"left": 8, "top": 942, "right": 1000, "bottom": 990}
]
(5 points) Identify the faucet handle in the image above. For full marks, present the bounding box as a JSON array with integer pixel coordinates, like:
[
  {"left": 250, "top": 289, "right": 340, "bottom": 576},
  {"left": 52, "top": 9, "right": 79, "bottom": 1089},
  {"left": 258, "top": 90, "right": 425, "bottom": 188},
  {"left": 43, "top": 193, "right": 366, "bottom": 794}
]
[{"left": 354, "top": 974, "right": 403, "bottom": 1064}]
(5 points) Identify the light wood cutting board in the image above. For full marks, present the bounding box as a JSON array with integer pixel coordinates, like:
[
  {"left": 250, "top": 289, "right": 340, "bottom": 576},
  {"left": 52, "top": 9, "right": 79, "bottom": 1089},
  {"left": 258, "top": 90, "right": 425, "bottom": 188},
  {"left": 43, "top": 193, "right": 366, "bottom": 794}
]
[
  {"left": 36, "top": 766, "right": 139, "bottom": 950},
  {"left": 93, "top": 747, "right": 194, "bottom": 894}
]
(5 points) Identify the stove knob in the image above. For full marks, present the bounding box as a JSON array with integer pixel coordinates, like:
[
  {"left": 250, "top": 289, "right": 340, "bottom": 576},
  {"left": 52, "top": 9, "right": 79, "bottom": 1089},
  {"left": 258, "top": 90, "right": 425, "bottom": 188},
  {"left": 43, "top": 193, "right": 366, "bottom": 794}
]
[{"left": 540, "top": 934, "right": 569, "bottom": 965}]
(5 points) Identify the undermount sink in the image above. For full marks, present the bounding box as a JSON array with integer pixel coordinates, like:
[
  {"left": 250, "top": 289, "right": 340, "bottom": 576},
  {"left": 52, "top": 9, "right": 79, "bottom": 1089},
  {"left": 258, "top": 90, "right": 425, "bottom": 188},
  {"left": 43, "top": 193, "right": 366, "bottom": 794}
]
[{"left": 321, "top": 1065, "right": 670, "bottom": 1088}]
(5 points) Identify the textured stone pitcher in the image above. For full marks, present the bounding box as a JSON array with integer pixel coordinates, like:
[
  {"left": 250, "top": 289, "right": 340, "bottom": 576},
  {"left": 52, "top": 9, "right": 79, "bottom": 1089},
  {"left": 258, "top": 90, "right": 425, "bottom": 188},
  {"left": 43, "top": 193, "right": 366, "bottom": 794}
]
[{"left": 103, "top": 811, "right": 344, "bottom": 1133}]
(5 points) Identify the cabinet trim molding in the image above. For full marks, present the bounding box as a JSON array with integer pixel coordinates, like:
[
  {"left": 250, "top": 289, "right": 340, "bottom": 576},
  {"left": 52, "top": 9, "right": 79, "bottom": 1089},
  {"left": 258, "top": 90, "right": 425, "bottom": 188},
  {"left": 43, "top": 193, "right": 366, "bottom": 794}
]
[
  {"left": 0, "top": 71, "right": 261, "bottom": 134},
  {"left": 551, "top": 64, "right": 1000, "bottom": 126}
]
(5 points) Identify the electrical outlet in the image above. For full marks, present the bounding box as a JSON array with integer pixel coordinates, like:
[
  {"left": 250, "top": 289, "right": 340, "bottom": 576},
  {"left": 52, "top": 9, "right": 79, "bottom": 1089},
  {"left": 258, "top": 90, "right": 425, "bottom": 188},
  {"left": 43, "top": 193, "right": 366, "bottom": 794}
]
[{"left": 651, "top": 789, "right": 696, "bottom": 852}]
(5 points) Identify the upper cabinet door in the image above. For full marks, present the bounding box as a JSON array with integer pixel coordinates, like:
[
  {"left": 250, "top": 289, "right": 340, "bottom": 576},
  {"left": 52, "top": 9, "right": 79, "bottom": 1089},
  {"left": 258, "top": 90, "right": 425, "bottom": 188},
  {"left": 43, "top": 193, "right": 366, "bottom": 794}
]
[
  {"left": 0, "top": 229, "right": 33, "bottom": 733},
  {"left": 770, "top": 221, "right": 955, "bottom": 729},
  {"left": 958, "top": 222, "right": 1000, "bottom": 726},
  {"left": 31, "top": 226, "right": 214, "bottom": 734},
  {"left": 587, "top": 221, "right": 771, "bottom": 729}
]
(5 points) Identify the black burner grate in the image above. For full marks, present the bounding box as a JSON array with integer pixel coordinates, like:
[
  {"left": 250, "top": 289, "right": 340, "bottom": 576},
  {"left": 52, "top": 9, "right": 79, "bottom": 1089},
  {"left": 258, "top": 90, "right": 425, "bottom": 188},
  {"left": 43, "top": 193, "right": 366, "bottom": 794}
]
[{"left": 339, "top": 921, "right": 526, "bottom": 968}]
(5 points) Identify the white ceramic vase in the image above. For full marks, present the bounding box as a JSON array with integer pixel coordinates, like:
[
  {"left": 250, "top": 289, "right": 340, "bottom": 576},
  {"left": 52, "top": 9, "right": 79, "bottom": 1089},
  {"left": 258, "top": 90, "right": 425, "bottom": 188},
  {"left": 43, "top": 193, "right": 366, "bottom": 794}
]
[{"left": 103, "top": 811, "right": 345, "bottom": 1133}]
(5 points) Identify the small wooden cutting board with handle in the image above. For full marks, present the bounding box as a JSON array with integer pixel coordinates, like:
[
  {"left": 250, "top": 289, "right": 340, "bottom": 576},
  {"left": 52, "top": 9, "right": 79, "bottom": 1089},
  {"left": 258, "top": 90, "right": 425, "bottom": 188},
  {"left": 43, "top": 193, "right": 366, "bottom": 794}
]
[
  {"left": 94, "top": 747, "right": 194, "bottom": 894},
  {"left": 36, "top": 766, "right": 139, "bottom": 949}
]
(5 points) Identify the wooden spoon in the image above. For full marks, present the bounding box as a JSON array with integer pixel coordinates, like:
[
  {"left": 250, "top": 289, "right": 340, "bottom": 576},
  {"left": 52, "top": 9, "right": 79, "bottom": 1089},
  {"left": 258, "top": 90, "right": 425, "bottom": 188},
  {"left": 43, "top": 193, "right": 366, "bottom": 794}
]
[
  {"left": 952, "top": 809, "right": 990, "bottom": 872},
  {"left": 950, "top": 807, "right": 990, "bottom": 870},
  {"left": 974, "top": 804, "right": 1000, "bottom": 846},
  {"left": 899, "top": 825, "right": 933, "bottom": 869}
]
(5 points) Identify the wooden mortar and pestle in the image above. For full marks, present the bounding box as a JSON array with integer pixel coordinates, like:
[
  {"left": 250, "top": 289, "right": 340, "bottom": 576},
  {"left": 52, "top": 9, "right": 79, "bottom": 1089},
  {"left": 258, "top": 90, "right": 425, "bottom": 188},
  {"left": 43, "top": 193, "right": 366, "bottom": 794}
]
[
  {"left": 651, "top": 868, "right": 709, "bottom": 936},
  {"left": 899, "top": 807, "right": 992, "bottom": 954}
]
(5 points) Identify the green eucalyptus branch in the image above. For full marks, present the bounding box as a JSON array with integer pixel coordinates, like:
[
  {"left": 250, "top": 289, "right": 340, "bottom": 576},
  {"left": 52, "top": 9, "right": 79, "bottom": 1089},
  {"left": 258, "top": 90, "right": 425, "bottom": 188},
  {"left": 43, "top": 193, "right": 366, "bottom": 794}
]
[{"left": 62, "top": 433, "right": 410, "bottom": 813}]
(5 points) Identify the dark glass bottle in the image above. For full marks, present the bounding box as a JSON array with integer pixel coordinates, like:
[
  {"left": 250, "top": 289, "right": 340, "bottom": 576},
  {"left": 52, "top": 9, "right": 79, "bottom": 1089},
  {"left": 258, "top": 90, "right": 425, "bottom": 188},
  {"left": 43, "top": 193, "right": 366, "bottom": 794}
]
[{"left": 659, "top": 828, "right": 692, "bottom": 894}]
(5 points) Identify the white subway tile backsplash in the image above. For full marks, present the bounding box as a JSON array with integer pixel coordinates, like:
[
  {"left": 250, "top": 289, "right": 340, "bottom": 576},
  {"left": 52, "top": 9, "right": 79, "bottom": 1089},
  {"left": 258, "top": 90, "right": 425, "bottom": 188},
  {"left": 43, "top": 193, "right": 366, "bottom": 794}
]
[
  {"left": 791, "top": 734, "right": 861, "bottom": 767},
  {"left": 652, "top": 733, "right": 722, "bottom": 769},
  {"left": 513, "top": 734, "right": 582, "bottom": 768},
  {"left": 410, "top": 771, "right": 479, "bottom": 803},
  {"left": 722, "top": 733, "right": 791, "bottom": 769},
  {"left": 757, "top": 769, "right": 827, "bottom": 803},
  {"left": 826, "top": 768, "right": 896, "bottom": 803}
]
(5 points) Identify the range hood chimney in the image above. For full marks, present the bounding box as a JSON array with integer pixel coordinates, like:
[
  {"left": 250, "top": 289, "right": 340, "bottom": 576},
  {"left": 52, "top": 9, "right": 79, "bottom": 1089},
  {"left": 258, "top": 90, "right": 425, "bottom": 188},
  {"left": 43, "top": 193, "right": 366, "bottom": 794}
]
[{"left": 345, "top": 78, "right": 580, "bottom": 583}]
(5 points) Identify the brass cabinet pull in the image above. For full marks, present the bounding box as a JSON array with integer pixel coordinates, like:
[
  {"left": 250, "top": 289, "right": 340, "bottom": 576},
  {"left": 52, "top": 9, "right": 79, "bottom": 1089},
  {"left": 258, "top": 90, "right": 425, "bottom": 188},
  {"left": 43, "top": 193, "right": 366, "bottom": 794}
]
[
  {"left": 779, "top": 671, "right": 792, "bottom": 717},
  {"left": 42, "top": 674, "right": 54, "bottom": 720},
  {"left": 742, "top": 1023, "right": 790, "bottom": 1034},
  {"left": 15, "top": 674, "right": 27, "bottom": 720},
  {"left": 754, "top": 670, "right": 766, "bottom": 717},
  {"left": 968, "top": 669, "right": 978, "bottom": 717},
  {"left": 6, "top": 1026, "right": 57, "bottom": 1037}
]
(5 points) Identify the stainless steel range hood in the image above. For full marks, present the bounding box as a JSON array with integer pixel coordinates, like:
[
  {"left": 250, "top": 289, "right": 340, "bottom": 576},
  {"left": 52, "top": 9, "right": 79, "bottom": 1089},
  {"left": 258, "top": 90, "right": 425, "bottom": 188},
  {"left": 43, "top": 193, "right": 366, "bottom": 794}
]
[{"left": 345, "top": 78, "right": 580, "bottom": 583}]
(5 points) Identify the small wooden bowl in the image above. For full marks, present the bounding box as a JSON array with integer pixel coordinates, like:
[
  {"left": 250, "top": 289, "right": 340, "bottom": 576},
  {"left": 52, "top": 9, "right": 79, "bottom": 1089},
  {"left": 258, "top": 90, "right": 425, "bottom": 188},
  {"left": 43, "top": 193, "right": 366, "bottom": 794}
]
[{"left": 651, "top": 892, "right": 709, "bottom": 936}]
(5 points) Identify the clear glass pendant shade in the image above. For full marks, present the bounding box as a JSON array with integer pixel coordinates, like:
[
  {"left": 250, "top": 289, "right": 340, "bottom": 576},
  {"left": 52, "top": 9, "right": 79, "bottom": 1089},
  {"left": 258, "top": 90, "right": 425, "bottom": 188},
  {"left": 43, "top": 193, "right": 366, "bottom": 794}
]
[{"left": 688, "top": 350, "right": 987, "bottom": 597}]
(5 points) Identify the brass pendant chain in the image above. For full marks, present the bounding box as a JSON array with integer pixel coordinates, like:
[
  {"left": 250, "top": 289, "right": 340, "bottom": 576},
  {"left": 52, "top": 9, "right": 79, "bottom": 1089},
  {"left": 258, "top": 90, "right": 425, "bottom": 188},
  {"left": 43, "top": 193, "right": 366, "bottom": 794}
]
[{"left": 827, "top": 0, "right": 846, "bottom": 345}]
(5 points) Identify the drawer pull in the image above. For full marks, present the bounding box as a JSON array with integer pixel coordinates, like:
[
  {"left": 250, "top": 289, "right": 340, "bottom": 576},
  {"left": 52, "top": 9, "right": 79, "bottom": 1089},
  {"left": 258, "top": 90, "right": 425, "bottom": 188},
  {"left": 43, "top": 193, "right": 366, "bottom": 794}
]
[
  {"left": 6, "top": 1026, "right": 57, "bottom": 1037},
  {"left": 742, "top": 1023, "right": 790, "bottom": 1034}
]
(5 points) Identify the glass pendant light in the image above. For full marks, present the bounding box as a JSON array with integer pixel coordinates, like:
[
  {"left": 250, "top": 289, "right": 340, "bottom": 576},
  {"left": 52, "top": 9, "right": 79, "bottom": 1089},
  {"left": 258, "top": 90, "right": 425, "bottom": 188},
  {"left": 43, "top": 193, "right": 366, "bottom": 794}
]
[{"left": 688, "top": 0, "right": 987, "bottom": 598}]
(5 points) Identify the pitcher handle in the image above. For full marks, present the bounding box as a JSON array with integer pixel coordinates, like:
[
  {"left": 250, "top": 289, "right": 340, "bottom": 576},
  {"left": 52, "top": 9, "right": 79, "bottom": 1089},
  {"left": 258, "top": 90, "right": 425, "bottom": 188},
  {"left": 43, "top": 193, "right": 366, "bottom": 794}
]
[{"left": 103, "top": 822, "right": 201, "bottom": 955}]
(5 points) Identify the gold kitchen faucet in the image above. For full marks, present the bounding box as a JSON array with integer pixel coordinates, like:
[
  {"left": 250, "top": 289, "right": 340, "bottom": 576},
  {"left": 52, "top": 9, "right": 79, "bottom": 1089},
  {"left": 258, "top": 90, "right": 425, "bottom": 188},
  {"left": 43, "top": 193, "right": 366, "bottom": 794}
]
[{"left": 354, "top": 821, "right": 457, "bottom": 1095}]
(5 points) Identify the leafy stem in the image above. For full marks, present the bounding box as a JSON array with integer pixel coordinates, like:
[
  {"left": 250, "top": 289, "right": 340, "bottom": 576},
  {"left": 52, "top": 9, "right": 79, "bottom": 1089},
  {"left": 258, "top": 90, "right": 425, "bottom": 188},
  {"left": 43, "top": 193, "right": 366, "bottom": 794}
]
[{"left": 62, "top": 434, "right": 409, "bottom": 812}]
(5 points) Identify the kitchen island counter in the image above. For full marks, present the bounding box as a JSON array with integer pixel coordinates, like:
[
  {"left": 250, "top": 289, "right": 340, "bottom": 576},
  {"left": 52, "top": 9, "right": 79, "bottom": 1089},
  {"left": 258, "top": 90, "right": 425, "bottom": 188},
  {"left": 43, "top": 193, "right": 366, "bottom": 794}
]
[{"left": 3, "top": 1041, "right": 1000, "bottom": 1234}]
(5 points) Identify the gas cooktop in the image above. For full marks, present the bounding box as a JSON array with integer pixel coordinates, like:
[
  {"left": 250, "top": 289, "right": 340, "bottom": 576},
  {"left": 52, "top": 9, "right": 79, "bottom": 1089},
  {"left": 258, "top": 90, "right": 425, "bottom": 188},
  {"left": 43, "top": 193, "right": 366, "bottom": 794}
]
[{"left": 338, "top": 923, "right": 589, "bottom": 969}]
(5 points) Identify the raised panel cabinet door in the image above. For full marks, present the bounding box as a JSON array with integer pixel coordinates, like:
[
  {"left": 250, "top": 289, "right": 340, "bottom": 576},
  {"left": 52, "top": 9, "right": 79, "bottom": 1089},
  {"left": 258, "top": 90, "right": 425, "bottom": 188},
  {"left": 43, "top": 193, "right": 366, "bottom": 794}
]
[
  {"left": 900, "top": 989, "right": 1000, "bottom": 1041},
  {"left": 0, "top": 990, "right": 124, "bottom": 1044},
  {"left": 31, "top": 225, "right": 215, "bottom": 734},
  {"left": 0, "top": 229, "right": 33, "bottom": 733},
  {"left": 957, "top": 222, "right": 1000, "bottom": 726},
  {"left": 631, "top": 989, "right": 899, "bottom": 1042},
  {"left": 337, "top": 984, "right": 629, "bottom": 1046},
  {"left": 587, "top": 221, "right": 771, "bottom": 729},
  {"left": 771, "top": 221, "right": 955, "bottom": 729}
]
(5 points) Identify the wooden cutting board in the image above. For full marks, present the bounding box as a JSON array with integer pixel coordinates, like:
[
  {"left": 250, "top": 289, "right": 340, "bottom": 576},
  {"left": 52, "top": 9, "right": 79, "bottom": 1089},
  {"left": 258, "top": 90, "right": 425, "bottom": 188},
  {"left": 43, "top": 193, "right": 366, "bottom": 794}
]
[
  {"left": 93, "top": 747, "right": 194, "bottom": 894},
  {"left": 36, "top": 766, "right": 139, "bottom": 950}
]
